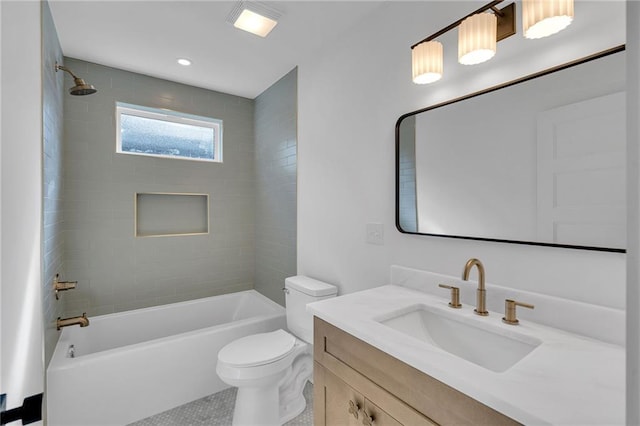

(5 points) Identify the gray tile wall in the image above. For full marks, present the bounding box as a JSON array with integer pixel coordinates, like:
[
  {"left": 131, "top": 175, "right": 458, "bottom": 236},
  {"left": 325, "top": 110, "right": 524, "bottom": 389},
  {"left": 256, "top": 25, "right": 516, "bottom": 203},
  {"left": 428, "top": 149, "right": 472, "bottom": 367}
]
[
  {"left": 62, "top": 58, "right": 255, "bottom": 317},
  {"left": 42, "top": 1, "right": 65, "bottom": 366},
  {"left": 254, "top": 68, "right": 297, "bottom": 305}
]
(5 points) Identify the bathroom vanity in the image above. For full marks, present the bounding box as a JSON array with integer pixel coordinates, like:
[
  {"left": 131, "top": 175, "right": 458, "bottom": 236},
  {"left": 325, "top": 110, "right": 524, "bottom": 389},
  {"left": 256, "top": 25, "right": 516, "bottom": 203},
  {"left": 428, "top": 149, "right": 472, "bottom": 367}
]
[
  {"left": 308, "top": 266, "right": 625, "bottom": 425},
  {"left": 314, "top": 318, "right": 517, "bottom": 425}
]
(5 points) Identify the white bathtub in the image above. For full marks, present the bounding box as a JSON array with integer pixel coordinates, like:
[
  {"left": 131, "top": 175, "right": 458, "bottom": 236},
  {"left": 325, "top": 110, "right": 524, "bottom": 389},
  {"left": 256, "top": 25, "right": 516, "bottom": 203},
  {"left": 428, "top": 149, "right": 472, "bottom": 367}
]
[{"left": 46, "top": 290, "right": 286, "bottom": 426}]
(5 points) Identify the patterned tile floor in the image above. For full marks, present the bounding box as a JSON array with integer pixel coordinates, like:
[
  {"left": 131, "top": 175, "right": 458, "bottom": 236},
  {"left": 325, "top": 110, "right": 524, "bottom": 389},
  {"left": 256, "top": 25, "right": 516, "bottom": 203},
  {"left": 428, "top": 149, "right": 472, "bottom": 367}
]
[{"left": 129, "top": 382, "right": 313, "bottom": 426}]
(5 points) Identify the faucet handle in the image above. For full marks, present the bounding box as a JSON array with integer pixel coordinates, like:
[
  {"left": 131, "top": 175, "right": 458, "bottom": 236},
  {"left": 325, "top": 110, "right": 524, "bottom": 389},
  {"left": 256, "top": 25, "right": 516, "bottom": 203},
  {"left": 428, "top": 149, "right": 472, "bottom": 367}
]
[
  {"left": 54, "top": 273, "right": 78, "bottom": 300},
  {"left": 438, "top": 284, "right": 462, "bottom": 308},
  {"left": 502, "top": 299, "right": 535, "bottom": 325}
]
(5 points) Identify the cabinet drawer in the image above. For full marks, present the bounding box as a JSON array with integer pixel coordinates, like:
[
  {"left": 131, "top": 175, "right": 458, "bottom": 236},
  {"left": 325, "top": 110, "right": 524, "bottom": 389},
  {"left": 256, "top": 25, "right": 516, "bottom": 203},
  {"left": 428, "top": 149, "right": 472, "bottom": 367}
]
[
  {"left": 314, "top": 317, "right": 520, "bottom": 426},
  {"left": 315, "top": 362, "right": 436, "bottom": 426},
  {"left": 316, "top": 363, "right": 362, "bottom": 426}
]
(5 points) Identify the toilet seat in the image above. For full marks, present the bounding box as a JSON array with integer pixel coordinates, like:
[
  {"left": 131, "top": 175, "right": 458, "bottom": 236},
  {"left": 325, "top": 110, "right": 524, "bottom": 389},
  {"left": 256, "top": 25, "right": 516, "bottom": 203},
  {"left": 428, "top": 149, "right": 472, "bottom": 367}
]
[{"left": 218, "top": 329, "right": 296, "bottom": 368}]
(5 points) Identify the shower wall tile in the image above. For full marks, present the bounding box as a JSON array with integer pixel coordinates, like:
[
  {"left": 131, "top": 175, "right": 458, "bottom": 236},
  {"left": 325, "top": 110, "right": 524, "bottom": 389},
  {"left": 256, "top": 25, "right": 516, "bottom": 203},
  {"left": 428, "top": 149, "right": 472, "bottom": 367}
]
[
  {"left": 42, "top": 2, "right": 66, "bottom": 367},
  {"left": 62, "top": 57, "right": 256, "bottom": 317},
  {"left": 254, "top": 68, "right": 298, "bottom": 305}
]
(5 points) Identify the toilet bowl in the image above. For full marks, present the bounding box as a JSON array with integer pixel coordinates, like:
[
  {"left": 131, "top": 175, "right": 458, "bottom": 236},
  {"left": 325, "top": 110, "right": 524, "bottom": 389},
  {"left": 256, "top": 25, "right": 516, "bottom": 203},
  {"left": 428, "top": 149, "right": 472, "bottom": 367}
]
[
  {"left": 217, "top": 330, "right": 311, "bottom": 425},
  {"left": 216, "top": 276, "right": 337, "bottom": 426}
]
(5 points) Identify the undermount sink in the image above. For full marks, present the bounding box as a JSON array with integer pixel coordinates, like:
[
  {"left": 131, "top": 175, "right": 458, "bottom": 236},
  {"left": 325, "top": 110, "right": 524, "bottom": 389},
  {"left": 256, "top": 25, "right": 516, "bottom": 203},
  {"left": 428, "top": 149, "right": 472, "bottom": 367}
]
[{"left": 377, "top": 305, "right": 541, "bottom": 372}]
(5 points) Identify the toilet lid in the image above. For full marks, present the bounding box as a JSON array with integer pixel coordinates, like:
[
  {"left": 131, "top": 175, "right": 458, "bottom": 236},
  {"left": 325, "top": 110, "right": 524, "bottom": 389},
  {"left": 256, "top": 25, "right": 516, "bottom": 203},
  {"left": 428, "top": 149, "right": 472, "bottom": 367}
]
[{"left": 218, "top": 329, "right": 296, "bottom": 367}]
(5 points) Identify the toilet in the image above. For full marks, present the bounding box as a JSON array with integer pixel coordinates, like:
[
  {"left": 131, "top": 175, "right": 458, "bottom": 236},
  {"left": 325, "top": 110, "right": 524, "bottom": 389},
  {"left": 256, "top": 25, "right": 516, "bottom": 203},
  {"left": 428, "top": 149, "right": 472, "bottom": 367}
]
[{"left": 216, "top": 276, "right": 337, "bottom": 426}]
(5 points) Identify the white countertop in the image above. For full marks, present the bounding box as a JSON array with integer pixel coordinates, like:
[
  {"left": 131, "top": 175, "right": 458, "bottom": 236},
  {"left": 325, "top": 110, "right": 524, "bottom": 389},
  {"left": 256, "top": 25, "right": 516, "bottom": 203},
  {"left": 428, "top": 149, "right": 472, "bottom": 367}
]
[{"left": 307, "top": 284, "right": 624, "bottom": 426}]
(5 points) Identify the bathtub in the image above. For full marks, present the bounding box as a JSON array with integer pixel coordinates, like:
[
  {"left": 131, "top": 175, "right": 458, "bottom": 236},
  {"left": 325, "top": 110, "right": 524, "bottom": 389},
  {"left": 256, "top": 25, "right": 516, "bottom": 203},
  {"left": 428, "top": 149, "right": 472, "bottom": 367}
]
[{"left": 47, "top": 290, "right": 286, "bottom": 426}]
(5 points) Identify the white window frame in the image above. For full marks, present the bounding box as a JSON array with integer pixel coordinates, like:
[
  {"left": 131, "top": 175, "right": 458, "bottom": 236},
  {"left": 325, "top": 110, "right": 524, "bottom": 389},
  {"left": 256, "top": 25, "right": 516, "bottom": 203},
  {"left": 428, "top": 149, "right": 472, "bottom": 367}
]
[{"left": 116, "top": 102, "right": 223, "bottom": 163}]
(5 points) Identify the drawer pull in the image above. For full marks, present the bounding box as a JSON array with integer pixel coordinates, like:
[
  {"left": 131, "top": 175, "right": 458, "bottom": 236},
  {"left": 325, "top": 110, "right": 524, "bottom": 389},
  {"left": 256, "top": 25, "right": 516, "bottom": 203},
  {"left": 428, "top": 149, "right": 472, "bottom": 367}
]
[
  {"left": 362, "top": 412, "right": 374, "bottom": 426},
  {"left": 348, "top": 400, "right": 360, "bottom": 419}
]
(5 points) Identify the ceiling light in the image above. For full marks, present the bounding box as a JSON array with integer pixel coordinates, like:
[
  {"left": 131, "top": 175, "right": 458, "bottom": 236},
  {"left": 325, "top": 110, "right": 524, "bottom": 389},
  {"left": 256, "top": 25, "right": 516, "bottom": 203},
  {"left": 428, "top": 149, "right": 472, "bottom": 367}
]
[
  {"left": 234, "top": 9, "right": 277, "bottom": 37},
  {"left": 227, "top": 1, "right": 282, "bottom": 38},
  {"left": 177, "top": 58, "right": 192, "bottom": 66},
  {"left": 523, "top": 0, "right": 574, "bottom": 39},
  {"left": 412, "top": 41, "right": 443, "bottom": 84}
]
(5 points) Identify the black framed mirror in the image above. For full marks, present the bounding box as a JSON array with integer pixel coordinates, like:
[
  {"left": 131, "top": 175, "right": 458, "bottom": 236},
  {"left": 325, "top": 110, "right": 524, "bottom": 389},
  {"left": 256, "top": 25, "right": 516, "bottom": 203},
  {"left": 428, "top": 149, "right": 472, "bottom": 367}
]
[{"left": 395, "top": 45, "right": 625, "bottom": 253}]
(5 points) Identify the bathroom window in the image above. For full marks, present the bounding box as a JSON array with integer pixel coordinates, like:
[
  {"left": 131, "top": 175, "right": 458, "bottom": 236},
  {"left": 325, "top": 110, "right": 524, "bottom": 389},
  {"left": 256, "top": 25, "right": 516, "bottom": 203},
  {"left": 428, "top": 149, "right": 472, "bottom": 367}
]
[{"left": 116, "top": 102, "right": 222, "bottom": 162}]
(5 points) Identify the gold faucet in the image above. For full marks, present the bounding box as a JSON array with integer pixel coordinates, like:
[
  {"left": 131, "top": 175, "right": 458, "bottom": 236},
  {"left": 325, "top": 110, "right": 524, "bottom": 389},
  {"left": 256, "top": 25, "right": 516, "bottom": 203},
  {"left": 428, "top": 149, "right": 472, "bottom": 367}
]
[
  {"left": 438, "top": 284, "right": 462, "bottom": 308},
  {"left": 54, "top": 273, "right": 77, "bottom": 300},
  {"left": 462, "top": 258, "right": 488, "bottom": 316},
  {"left": 502, "top": 299, "right": 535, "bottom": 325},
  {"left": 57, "top": 313, "right": 89, "bottom": 330}
]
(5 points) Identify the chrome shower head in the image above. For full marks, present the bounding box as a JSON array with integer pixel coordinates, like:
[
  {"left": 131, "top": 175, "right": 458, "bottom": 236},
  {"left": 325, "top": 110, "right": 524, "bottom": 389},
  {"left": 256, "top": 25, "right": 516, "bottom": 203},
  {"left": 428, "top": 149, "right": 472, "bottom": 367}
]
[{"left": 55, "top": 63, "right": 97, "bottom": 96}]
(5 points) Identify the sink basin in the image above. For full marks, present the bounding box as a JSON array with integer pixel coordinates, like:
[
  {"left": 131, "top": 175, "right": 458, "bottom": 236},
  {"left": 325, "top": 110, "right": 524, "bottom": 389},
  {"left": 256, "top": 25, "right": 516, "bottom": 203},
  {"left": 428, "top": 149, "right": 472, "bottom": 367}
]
[{"left": 377, "top": 305, "right": 541, "bottom": 372}]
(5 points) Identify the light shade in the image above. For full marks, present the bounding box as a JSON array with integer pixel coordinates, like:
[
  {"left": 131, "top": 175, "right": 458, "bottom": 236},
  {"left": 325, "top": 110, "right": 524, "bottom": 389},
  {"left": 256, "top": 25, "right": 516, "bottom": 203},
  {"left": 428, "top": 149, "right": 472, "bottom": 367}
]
[
  {"left": 458, "top": 13, "right": 497, "bottom": 65},
  {"left": 234, "top": 8, "right": 278, "bottom": 37},
  {"left": 523, "top": 0, "right": 574, "bottom": 39},
  {"left": 412, "top": 41, "right": 443, "bottom": 84}
]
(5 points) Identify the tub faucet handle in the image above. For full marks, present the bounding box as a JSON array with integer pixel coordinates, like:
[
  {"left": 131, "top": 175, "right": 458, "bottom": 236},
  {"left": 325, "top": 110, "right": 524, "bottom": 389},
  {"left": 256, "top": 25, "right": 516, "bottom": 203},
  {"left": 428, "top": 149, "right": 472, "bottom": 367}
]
[
  {"left": 54, "top": 273, "right": 78, "bottom": 300},
  {"left": 282, "top": 287, "right": 290, "bottom": 294}
]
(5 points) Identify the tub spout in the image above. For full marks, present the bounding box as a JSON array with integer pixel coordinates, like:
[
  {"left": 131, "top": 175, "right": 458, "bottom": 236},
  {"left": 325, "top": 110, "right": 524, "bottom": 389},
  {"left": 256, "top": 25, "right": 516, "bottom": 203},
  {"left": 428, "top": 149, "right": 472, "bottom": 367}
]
[{"left": 57, "top": 313, "right": 89, "bottom": 330}]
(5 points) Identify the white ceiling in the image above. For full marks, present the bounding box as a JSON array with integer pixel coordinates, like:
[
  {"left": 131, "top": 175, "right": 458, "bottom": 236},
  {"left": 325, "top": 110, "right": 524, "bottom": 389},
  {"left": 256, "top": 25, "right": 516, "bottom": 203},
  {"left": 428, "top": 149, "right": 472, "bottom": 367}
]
[{"left": 48, "top": 1, "right": 385, "bottom": 99}]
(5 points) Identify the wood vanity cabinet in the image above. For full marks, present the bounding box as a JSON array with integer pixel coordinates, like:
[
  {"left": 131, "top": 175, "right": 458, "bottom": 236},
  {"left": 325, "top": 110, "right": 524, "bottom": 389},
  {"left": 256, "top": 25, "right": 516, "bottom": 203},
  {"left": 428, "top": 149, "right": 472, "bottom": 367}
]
[
  {"left": 316, "top": 361, "right": 432, "bottom": 426},
  {"left": 313, "top": 317, "right": 520, "bottom": 426}
]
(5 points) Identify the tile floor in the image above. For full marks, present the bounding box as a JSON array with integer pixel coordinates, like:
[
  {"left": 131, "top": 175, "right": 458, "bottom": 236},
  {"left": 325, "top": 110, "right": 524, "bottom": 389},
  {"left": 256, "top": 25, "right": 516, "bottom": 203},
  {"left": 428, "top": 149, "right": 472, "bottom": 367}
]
[{"left": 129, "top": 382, "right": 313, "bottom": 426}]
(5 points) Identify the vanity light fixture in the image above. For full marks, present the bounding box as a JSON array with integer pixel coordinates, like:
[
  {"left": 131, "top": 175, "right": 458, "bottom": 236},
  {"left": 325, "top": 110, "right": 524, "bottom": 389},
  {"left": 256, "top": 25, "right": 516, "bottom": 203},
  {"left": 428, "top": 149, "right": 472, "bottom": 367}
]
[
  {"left": 411, "top": 0, "right": 575, "bottom": 84},
  {"left": 227, "top": 1, "right": 282, "bottom": 38},
  {"left": 523, "top": 0, "right": 574, "bottom": 39},
  {"left": 411, "top": 1, "right": 515, "bottom": 84}
]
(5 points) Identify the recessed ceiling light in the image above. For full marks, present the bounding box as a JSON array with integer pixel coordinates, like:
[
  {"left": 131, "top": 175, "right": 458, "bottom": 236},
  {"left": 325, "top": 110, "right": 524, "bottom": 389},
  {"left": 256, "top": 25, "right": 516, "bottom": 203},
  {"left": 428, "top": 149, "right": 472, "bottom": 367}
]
[
  {"left": 177, "top": 58, "right": 192, "bottom": 66},
  {"left": 234, "top": 9, "right": 277, "bottom": 37},
  {"left": 226, "top": 1, "right": 282, "bottom": 38}
]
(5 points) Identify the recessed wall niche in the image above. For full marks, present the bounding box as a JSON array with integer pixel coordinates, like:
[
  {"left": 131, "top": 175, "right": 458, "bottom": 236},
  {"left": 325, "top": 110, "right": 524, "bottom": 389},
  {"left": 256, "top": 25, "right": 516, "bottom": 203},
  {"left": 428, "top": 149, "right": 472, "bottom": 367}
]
[{"left": 135, "top": 192, "right": 209, "bottom": 237}]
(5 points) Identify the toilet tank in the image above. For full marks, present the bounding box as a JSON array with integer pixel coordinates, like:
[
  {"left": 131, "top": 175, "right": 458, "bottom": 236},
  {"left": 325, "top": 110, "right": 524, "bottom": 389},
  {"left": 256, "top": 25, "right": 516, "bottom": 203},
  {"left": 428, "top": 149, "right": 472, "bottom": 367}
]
[{"left": 285, "top": 276, "right": 337, "bottom": 344}]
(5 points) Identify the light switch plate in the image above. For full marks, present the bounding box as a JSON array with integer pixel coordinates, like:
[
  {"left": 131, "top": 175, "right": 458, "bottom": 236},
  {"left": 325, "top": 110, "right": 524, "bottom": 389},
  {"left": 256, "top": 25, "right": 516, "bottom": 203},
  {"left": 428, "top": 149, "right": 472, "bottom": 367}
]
[{"left": 366, "top": 223, "right": 384, "bottom": 245}]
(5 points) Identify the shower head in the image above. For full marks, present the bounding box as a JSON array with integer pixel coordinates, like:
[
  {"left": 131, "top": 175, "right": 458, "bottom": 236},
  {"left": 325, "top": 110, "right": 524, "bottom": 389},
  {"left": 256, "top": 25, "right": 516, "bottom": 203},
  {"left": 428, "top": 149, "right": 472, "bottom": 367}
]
[
  {"left": 68, "top": 77, "right": 97, "bottom": 96},
  {"left": 55, "top": 63, "right": 97, "bottom": 96}
]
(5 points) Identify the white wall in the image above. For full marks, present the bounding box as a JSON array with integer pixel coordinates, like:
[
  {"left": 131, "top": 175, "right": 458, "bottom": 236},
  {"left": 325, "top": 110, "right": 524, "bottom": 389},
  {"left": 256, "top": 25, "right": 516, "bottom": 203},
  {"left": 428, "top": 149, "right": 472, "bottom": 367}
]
[
  {"left": 627, "top": 2, "right": 640, "bottom": 423},
  {"left": 0, "top": 0, "right": 44, "bottom": 416},
  {"left": 0, "top": 0, "right": 3, "bottom": 395},
  {"left": 42, "top": 0, "right": 66, "bottom": 368},
  {"left": 297, "top": 0, "right": 626, "bottom": 313}
]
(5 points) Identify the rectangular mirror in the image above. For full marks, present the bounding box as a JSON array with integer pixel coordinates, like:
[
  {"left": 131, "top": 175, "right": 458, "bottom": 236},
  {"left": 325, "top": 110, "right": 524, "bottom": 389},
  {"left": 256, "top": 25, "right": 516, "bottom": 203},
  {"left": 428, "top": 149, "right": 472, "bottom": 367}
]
[{"left": 396, "top": 46, "right": 625, "bottom": 252}]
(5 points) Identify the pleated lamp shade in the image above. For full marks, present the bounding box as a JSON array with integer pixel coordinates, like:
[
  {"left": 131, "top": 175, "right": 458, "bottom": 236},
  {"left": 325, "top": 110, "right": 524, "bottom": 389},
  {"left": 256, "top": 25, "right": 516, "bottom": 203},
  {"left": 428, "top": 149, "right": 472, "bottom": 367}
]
[
  {"left": 412, "top": 41, "right": 444, "bottom": 84},
  {"left": 458, "top": 13, "right": 497, "bottom": 65},
  {"left": 523, "top": 0, "right": 574, "bottom": 39}
]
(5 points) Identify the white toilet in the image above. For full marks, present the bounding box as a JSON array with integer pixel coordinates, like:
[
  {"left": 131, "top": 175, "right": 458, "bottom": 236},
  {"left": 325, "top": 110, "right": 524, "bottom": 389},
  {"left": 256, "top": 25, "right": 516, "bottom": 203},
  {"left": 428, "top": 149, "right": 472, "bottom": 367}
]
[{"left": 216, "top": 276, "right": 337, "bottom": 426}]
